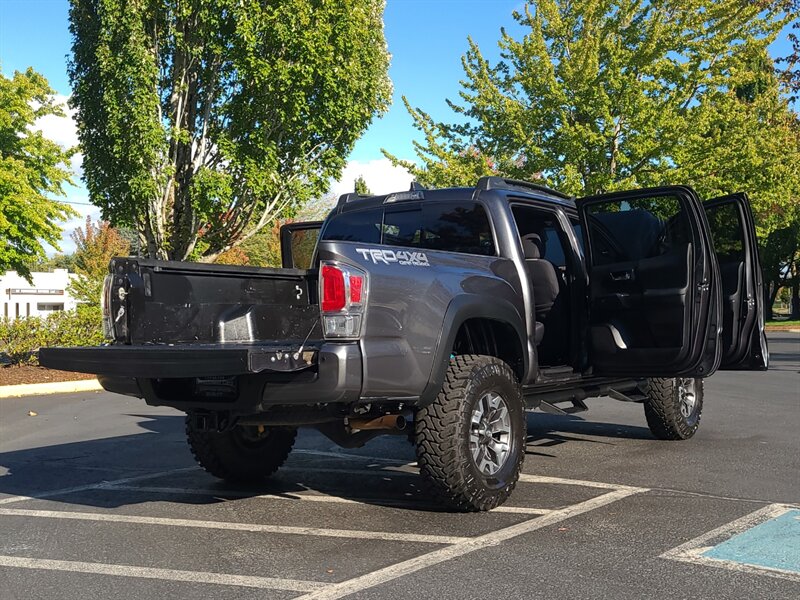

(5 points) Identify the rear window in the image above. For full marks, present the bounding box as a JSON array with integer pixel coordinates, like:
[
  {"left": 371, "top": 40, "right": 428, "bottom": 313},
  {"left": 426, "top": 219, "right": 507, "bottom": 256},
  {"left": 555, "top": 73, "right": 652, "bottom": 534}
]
[
  {"left": 322, "top": 208, "right": 382, "bottom": 244},
  {"left": 322, "top": 201, "right": 496, "bottom": 256}
]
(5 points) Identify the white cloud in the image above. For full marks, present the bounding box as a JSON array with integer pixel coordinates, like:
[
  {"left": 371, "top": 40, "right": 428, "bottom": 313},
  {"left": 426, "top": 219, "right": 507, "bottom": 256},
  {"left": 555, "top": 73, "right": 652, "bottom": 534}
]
[
  {"left": 330, "top": 158, "right": 415, "bottom": 197},
  {"left": 32, "top": 94, "right": 83, "bottom": 172}
]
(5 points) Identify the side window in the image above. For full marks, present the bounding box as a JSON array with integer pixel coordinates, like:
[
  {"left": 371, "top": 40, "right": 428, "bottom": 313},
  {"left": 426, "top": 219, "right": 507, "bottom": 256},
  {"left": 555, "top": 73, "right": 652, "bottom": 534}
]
[
  {"left": 571, "top": 220, "right": 585, "bottom": 256},
  {"left": 288, "top": 228, "right": 319, "bottom": 269},
  {"left": 321, "top": 208, "right": 382, "bottom": 244},
  {"left": 705, "top": 202, "right": 745, "bottom": 262},
  {"left": 584, "top": 196, "right": 690, "bottom": 266},
  {"left": 383, "top": 202, "right": 496, "bottom": 256},
  {"left": 538, "top": 227, "right": 567, "bottom": 268}
]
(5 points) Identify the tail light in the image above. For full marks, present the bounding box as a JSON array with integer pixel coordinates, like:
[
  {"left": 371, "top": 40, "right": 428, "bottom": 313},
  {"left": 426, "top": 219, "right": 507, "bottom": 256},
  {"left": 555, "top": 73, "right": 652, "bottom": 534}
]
[{"left": 319, "top": 261, "right": 367, "bottom": 339}]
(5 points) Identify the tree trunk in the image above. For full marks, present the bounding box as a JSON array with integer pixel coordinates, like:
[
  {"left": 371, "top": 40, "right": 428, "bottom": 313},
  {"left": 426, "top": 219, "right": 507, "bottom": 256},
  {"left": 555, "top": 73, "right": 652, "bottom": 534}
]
[{"left": 791, "top": 276, "right": 800, "bottom": 320}]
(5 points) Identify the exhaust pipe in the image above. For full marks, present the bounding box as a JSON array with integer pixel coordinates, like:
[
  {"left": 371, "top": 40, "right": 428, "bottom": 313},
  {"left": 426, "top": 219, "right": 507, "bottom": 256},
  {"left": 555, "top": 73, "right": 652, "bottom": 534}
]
[{"left": 349, "top": 414, "right": 407, "bottom": 431}]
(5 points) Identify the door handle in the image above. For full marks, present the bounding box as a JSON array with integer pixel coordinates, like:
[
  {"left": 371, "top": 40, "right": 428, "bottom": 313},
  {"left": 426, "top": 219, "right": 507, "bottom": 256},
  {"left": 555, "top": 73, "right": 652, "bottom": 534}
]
[{"left": 609, "top": 269, "right": 634, "bottom": 282}]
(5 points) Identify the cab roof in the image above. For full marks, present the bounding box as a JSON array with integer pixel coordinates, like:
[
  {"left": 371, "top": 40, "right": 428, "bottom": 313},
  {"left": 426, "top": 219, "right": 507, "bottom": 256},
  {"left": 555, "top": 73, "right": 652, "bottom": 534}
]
[{"left": 334, "top": 176, "right": 576, "bottom": 214}]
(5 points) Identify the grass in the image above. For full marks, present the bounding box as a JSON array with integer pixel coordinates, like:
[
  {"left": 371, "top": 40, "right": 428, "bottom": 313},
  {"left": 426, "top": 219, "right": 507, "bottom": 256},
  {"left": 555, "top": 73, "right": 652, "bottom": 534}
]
[{"left": 766, "top": 319, "right": 800, "bottom": 328}]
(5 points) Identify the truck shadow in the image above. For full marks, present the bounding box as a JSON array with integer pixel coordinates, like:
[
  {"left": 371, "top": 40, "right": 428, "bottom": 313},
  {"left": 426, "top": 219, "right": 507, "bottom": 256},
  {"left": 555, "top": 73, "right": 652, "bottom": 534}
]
[{"left": 0, "top": 412, "right": 649, "bottom": 514}]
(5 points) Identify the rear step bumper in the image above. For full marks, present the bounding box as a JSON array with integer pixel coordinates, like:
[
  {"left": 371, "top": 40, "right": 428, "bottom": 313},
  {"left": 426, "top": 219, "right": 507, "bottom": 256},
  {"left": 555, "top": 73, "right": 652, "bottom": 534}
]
[
  {"left": 39, "top": 343, "right": 363, "bottom": 411},
  {"left": 39, "top": 343, "right": 322, "bottom": 378}
]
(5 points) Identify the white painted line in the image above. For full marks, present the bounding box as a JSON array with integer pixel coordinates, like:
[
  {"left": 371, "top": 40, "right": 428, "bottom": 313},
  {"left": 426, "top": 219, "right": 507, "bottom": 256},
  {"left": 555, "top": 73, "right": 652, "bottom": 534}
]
[
  {"left": 661, "top": 503, "right": 796, "bottom": 559},
  {"left": 0, "top": 466, "right": 199, "bottom": 506},
  {"left": 293, "top": 449, "right": 414, "bottom": 465},
  {"left": 0, "top": 378, "right": 102, "bottom": 398},
  {"left": 665, "top": 545, "right": 800, "bottom": 583},
  {"left": 0, "top": 508, "right": 468, "bottom": 545},
  {"left": 517, "top": 474, "right": 637, "bottom": 490},
  {"left": 0, "top": 555, "right": 326, "bottom": 592},
  {"left": 294, "top": 485, "right": 647, "bottom": 600},
  {"left": 281, "top": 466, "right": 419, "bottom": 478},
  {"left": 98, "top": 484, "right": 553, "bottom": 515},
  {"left": 661, "top": 503, "right": 800, "bottom": 583}
]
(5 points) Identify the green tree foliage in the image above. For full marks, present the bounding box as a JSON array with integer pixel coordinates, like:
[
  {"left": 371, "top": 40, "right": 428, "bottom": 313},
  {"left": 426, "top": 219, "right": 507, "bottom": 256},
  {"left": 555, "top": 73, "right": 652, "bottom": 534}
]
[
  {"left": 68, "top": 216, "right": 130, "bottom": 304},
  {"left": 354, "top": 175, "right": 372, "bottom": 196},
  {"left": 0, "top": 69, "right": 76, "bottom": 282},
  {"left": 24, "top": 253, "right": 76, "bottom": 273},
  {"left": 68, "top": 0, "right": 391, "bottom": 263},
  {"left": 387, "top": 0, "right": 798, "bottom": 226}
]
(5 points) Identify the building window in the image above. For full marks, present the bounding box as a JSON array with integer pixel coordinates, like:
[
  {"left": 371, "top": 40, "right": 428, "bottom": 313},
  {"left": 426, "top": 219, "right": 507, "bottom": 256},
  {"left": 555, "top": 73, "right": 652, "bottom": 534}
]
[{"left": 37, "top": 303, "right": 65, "bottom": 312}]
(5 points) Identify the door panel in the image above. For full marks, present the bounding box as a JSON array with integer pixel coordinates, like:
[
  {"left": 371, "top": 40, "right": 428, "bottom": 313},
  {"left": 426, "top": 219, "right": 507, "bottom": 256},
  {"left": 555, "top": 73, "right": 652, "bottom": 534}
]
[
  {"left": 578, "top": 186, "right": 720, "bottom": 377},
  {"left": 704, "top": 194, "right": 768, "bottom": 370}
]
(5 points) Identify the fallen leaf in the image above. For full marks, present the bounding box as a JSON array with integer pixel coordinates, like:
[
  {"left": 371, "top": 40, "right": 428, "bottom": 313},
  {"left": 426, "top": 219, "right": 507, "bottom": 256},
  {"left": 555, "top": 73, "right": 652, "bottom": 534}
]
[
  {"left": 28, "top": 411, "right": 38, "bottom": 417},
  {"left": 558, "top": 527, "right": 569, "bottom": 532},
  {"left": 326, "top": 569, "right": 334, "bottom": 574}
]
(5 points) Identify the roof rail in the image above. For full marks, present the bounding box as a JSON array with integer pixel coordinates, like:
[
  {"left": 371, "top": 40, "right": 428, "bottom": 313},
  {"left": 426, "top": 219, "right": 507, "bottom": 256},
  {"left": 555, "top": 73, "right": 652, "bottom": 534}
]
[
  {"left": 336, "top": 192, "right": 367, "bottom": 208},
  {"left": 475, "top": 176, "right": 572, "bottom": 200}
]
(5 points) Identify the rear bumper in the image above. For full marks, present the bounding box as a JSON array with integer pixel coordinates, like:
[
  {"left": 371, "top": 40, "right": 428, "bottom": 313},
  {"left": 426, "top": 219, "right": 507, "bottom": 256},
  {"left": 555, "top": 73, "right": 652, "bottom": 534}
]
[
  {"left": 39, "top": 343, "right": 320, "bottom": 378},
  {"left": 39, "top": 343, "right": 363, "bottom": 413}
]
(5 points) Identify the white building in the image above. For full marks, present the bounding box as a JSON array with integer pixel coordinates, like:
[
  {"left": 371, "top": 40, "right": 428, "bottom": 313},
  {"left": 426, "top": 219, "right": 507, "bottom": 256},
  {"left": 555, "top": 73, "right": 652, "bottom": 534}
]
[{"left": 1, "top": 269, "right": 78, "bottom": 321}]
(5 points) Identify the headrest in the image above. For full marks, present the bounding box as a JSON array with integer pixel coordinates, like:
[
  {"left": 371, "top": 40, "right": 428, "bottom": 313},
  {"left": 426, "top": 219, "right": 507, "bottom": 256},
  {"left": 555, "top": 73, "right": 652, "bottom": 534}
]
[{"left": 522, "top": 233, "right": 543, "bottom": 259}]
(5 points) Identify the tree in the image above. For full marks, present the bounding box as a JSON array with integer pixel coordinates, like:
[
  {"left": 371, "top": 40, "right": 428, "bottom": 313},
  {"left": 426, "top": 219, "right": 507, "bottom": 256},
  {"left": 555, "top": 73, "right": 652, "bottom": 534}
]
[
  {"left": 69, "top": 216, "right": 130, "bottom": 304},
  {"left": 239, "top": 194, "right": 336, "bottom": 267},
  {"left": 69, "top": 0, "right": 391, "bottom": 263},
  {"left": 387, "top": 0, "right": 795, "bottom": 205},
  {"left": 354, "top": 175, "right": 372, "bottom": 196},
  {"left": 0, "top": 69, "right": 76, "bottom": 282}
]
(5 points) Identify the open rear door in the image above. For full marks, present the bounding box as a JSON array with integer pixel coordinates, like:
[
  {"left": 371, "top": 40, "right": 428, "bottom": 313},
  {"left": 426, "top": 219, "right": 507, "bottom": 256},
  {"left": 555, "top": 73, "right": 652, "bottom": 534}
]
[
  {"left": 280, "top": 221, "right": 323, "bottom": 269},
  {"left": 704, "top": 193, "right": 768, "bottom": 370},
  {"left": 577, "top": 186, "right": 721, "bottom": 377}
]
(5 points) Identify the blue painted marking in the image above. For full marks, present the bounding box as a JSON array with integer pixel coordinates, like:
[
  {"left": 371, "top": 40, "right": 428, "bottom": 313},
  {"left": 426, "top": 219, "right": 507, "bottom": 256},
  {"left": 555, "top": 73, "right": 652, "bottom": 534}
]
[{"left": 703, "top": 509, "right": 800, "bottom": 573}]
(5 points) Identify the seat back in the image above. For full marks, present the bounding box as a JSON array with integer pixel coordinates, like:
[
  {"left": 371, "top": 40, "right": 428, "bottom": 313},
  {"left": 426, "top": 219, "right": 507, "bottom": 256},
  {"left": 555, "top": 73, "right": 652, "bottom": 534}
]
[{"left": 522, "top": 234, "right": 560, "bottom": 317}]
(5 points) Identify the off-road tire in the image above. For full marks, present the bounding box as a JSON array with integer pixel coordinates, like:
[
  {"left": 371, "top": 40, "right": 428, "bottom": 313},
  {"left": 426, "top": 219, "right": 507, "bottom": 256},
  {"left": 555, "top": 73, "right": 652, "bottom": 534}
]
[
  {"left": 644, "top": 377, "right": 704, "bottom": 440},
  {"left": 186, "top": 418, "right": 297, "bottom": 482},
  {"left": 415, "top": 355, "right": 526, "bottom": 512}
]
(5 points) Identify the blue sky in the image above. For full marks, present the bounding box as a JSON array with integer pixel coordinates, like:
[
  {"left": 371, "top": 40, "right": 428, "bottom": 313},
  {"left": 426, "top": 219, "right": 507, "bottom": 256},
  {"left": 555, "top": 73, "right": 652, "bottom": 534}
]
[{"left": 0, "top": 0, "right": 796, "bottom": 251}]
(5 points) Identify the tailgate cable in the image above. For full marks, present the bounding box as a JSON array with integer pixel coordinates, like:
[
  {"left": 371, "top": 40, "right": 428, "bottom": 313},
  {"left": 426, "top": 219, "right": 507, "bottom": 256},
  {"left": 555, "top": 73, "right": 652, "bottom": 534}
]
[{"left": 293, "top": 320, "right": 319, "bottom": 361}]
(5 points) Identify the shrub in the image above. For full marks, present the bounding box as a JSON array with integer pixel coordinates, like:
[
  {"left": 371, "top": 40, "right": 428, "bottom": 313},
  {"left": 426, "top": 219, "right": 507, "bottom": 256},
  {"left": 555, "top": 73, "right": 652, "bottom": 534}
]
[{"left": 0, "top": 304, "right": 104, "bottom": 365}]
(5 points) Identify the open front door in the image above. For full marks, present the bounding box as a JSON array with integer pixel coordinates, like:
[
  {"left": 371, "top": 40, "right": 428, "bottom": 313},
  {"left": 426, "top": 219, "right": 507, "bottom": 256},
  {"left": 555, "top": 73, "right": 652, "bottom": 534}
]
[
  {"left": 577, "top": 186, "right": 720, "bottom": 377},
  {"left": 280, "top": 221, "right": 323, "bottom": 269},
  {"left": 704, "top": 193, "right": 768, "bottom": 370}
]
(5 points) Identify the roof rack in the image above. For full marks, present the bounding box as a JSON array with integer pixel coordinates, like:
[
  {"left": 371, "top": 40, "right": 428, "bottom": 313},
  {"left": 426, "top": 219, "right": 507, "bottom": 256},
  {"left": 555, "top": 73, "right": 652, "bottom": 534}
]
[{"left": 475, "top": 176, "right": 572, "bottom": 200}]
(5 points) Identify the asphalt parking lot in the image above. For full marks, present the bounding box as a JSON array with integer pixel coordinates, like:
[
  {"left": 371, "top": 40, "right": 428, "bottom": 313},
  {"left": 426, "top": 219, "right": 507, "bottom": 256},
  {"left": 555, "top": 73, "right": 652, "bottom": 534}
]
[{"left": 0, "top": 332, "right": 798, "bottom": 599}]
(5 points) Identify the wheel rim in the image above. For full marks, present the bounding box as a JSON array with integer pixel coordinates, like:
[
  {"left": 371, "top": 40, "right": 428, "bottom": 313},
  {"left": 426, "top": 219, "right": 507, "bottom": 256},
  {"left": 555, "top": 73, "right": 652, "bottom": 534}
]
[
  {"left": 469, "top": 391, "right": 513, "bottom": 476},
  {"left": 678, "top": 378, "right": 697, "bottom": 419}
]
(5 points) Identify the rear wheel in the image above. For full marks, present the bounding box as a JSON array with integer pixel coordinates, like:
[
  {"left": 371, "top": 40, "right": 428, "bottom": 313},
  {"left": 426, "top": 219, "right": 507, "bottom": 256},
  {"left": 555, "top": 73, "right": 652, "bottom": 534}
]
[
  {"left": 186, "top": 417, "right": 297, "bottom": 482},
  {"left": 415, "top": 355, "right": 526, "bottom": 512},
  {"left": 644, "top": 377, "right": 703, "bottom": 440}
]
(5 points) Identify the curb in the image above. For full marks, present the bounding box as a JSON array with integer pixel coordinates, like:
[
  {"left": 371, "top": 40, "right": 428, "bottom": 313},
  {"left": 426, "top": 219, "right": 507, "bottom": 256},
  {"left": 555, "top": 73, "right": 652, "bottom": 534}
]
[
  {"left": 765, "top": 327, "right": 800, "bottom": 333},
  {"left": 0, "top": 378, "right": 103, "bottom": 399}
]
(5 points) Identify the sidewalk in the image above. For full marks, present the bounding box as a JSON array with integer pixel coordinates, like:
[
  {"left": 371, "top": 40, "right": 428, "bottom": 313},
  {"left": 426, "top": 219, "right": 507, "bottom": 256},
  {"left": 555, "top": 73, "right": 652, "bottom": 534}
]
[{"left": 0, "top": 379, "right": 102, "bottom": 399}]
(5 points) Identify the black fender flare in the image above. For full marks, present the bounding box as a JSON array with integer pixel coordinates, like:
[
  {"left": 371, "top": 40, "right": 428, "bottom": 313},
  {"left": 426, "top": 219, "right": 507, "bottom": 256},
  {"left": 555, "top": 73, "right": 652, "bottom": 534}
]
[{"left": 419, "top": 294, "right": 531, "bottom": 406}]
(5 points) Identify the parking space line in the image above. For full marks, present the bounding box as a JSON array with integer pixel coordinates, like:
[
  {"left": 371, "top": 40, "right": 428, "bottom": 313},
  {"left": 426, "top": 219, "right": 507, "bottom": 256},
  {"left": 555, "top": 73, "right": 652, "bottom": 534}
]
[
  {"left": 95, "top": 484, "right": 554, "bottom": 515},
  {"left": 518, "top": 474, "right": 636, "bottom": 490},
  {"left": 0, "top": 507, "right": 469, "bottom": 545},
  {"left": 294, "top": 485, "right": 647, "bottom": 600},
  {"left": 0, "top": 466, "right": 199, "bottom": 506},
  {"left": 661, "top": 503, "right": 800, "bottom": 583},
  {"left": 0, "top": 555, "right": 326, "bottom": 592}
]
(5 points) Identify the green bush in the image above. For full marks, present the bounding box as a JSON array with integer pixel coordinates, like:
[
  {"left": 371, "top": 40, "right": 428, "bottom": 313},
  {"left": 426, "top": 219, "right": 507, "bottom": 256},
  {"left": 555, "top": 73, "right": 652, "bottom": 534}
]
[{"left": 0, "top": 304, "right": 104, "bottom": 365}]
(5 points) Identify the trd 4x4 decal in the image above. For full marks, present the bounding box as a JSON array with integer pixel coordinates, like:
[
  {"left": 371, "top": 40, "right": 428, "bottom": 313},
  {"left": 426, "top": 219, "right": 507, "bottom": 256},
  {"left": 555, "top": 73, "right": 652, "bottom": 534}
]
[{"left": 356, "top": 248, "right": 430, "bottom": 267}]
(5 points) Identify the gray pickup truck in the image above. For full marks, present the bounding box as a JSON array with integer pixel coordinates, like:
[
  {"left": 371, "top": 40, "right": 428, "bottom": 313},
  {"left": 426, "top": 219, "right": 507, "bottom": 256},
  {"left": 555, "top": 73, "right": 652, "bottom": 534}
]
[{"left": 41, "top": 177, "right": 768, "bottom": 511}]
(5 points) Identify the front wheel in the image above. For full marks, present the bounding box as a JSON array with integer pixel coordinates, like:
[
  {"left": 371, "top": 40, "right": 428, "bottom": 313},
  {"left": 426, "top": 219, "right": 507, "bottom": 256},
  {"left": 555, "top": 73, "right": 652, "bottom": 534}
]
[
  {"left": 186, "top": 417, "right": 297, "bottom": 482},
  {"left": 644, "top": 377, "right": 704, "bottom": 440},
  {"left": 415, "top": 355, "right": 526, "bottom": 512}
]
